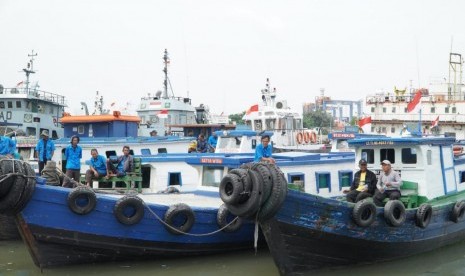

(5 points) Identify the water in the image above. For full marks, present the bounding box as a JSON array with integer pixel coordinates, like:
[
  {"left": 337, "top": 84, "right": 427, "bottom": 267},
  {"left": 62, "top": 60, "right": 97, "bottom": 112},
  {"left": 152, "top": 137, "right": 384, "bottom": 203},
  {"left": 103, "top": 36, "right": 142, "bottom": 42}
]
[{"left": 2, "top": 239, "right": 465, "bottom": 276}]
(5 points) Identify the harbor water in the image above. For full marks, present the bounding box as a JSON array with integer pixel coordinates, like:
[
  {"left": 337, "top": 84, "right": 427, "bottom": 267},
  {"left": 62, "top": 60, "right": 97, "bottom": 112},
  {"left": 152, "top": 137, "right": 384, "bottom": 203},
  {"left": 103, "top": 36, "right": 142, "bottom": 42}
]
[{"left": 2, "top": 239, "right": 465, "bottom": 275}]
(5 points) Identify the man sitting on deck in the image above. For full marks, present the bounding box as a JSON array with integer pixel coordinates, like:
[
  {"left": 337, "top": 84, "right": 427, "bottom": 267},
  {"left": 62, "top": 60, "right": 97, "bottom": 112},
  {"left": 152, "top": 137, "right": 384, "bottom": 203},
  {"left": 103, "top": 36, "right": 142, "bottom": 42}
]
[
  {"left": 106, "top": 145, "right": 134, "bottom": 178},
  {"left": 85, "top": 148, "right": 107, "bottom": 186},
  {"left": 343, "top": 159, "right": 377, "bottom": 202},
  {"left": 373, "top": 160, "right": 402, "bottom": 206},
  {"left": 254, "top": 135, "right": 275, "bottom": 164}
]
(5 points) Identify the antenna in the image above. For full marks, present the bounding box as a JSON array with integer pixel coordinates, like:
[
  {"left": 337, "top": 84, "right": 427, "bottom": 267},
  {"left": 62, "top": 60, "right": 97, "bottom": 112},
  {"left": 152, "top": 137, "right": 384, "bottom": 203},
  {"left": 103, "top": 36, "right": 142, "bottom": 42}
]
[{"left": 22, "top": 50, "right": 37, "bottom": 93}]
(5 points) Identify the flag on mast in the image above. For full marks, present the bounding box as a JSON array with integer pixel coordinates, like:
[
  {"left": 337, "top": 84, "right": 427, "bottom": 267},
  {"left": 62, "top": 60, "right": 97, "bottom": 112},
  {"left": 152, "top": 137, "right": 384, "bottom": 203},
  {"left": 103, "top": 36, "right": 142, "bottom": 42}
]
[
  {"left": 157, "top": 109, "right": 168, "bottom": 119},
  {"left": 431, "top": 116, "right": 439, "bottom": 128},
  {"left": 358, "top": 116, "right": 372, "bottom": 133},
  {"left": 407, "top": 90, "right": 422, "bottom": 113}
]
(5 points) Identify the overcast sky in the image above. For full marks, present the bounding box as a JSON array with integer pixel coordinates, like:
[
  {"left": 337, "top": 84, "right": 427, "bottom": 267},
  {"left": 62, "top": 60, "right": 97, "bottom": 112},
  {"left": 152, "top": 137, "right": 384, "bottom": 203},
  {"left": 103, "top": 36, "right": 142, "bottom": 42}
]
[{"left": 1, "top": 0, "right": 464, "bottom": 116}]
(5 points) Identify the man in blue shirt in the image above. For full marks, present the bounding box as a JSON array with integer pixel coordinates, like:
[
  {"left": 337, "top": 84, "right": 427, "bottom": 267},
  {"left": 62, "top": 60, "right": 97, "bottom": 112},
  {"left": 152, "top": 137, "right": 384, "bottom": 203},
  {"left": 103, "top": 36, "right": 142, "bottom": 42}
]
[
  {"left": 36, "top": 130, "right": 55, "bottom": 174},
  {"left": 106, "top": 145, "right": 134, "bottom": 178},
  {"left": 84, "top": 148, "right": 107, "bottom": 187},
  {"left": 207, "top": 132, "right": 218, "bottom": 152},
  {"left": 254, "top": 135, "right": 275, "bottom": 163},
  {"left": 196, "top": 134, "right": 208, "bottom": 153},
  {"left": 65, "top": 135, "right": 82, "bottom": 183},
  {"left": 0, "top": 135, "right": 16, "bottom": 158}
]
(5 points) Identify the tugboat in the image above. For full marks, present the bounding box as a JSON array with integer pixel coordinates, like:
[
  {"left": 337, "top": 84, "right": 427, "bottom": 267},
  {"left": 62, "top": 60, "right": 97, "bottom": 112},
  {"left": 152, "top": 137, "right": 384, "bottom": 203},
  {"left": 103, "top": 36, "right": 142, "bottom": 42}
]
[{"left": 0, "top": 50, "right": 66, "bottom": 139}]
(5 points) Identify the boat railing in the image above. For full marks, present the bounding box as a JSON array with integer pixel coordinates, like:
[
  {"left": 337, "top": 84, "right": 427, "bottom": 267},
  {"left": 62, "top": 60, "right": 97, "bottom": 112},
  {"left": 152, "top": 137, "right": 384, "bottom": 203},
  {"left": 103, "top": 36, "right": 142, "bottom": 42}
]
[
  {"left": 0, "top": 87, "right": 66, "bottom": 106},
  {"left": 365, "top": 92, "right": 450, "bottom": 104}
]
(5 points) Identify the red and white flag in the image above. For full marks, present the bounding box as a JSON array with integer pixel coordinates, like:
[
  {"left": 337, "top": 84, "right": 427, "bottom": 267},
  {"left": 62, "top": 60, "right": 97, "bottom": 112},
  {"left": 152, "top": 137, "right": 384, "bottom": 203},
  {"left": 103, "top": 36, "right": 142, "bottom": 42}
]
[
  {"left": 157, "top": 109, "right": 168, "bottom": 119},
  {"left": 110, "top": 102, "right": 116, "bottom": 107},
  {"left": 16, "top": 81, "right": 24, "bottom": 87},
  {"left": 358, "top": 116, "right": 372, "bottom": 133},
  {"left": 246, "top": 104, "right": 259, "bottom": 115},
  {"left": 431, "top": 116, "right": 439, "bottom": 128},
  {"left": 407, "top": 90, "right": 422, "bottom": 113},
  {"left": 150, "top": 101, "right": 161, "bottom": 107}
]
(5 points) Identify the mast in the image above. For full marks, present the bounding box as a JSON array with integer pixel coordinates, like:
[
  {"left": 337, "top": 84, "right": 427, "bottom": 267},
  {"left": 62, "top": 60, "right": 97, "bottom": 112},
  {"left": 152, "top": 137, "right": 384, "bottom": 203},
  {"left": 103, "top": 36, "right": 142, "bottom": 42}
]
[
  {"left": 22, "top": 50, "right": 37, "bottom": 93},
  {"left": 162, "top": 49, "right": 169, "bottom": 99}
]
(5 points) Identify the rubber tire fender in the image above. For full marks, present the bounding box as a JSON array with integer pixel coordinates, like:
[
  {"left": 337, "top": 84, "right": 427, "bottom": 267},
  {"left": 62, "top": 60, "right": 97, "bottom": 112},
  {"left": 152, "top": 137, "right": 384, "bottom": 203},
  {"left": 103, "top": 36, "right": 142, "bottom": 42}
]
[
  {"left": 228, "top": 168, "right": 252, "bottom": 203},
  {"left": 164, "top": 203, "right": 195, "bottom": 235},
  {"left": 0, "top": 158, "right": 16, "bottom": 197},
  {"left": 451, "top": 200, "right": 465, "bottom": 223},
  {"left": 251, "top": 163, "right": 273, "bottom": 205},
  {"left": 114, "top": 195, "right": 145, "bottom": 225},
  {"left": 217, "top": 203, "right": 243, "bottom": 232},
  {"left": 225, "top": 170, "right": 263, "bottom": 219},
  {"left": 0, "top": 160, "right": 27, "bottom": 214},
  {"left": 67, "top": 187, "right": 97, "bottom": 215},
  {"left": 352, "top": 199, "right": 377, "bottom": 227},
  {"left": 219, "top": 173, "right": 244, "bottom": 205},
  {"left": 258, "top": 163, "right": 288, "bottom": 221},
  {"left": 416, "top": 203, "right": 433, "bottom": 228},
  {"left": 7, "top": 162, "right": 36, "bottom": 215},
  {"left": 384, "top": 200, "right": 406, "bottom": 227}
]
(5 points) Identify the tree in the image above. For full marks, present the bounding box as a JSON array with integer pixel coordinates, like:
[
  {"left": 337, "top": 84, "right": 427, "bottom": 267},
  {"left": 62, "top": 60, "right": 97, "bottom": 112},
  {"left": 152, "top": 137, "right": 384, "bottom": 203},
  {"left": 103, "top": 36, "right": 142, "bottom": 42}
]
[
  {"left": 303, "top": 110, "right": 333, "bottom": 129},
  {"left": 229, "top": 112, "right": 245, "bottom": 125}
]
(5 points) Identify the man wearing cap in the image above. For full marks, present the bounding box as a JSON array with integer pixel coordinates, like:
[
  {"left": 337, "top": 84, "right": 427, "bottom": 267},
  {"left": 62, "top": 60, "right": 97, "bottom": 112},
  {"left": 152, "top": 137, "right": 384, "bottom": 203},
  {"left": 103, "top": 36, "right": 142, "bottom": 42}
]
[
  {"left": 343, "top": 159, "right": 377, "bottom": 203},
  {"left": 36, "top": 130, "right": 55, "bottom": 174},
  {"left": 374, "top": 160, "right": 402, "bottom": 206}
]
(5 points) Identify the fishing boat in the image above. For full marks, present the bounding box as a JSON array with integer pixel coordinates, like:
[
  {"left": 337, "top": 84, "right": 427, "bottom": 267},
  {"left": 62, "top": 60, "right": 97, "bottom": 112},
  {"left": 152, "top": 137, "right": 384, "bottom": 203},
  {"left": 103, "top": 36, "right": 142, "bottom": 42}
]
[
  {"left": 243, "top": 78, "right": 329, "bottom": 153},
  {"left": 365, "top": 52, "right": 465, "bottom": 139},
  {"left": 0, "top": 144, "right": 354, "bottom": 267},
  {"left": 137, "top": 49, "right": 234, "bottom": 138},
  {"left": 221, "top": 134, "right": 465, "bottom": 275},
  {"left": 0, "top": 50, "right": 66, "bottom": 139}
]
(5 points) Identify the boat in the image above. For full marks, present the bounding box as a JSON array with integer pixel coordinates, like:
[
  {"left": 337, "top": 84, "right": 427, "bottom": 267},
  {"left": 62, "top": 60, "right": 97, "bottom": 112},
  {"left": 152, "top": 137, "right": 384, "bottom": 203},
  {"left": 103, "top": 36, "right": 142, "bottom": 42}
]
[
  {"left": 221, "top": 134, "right": 465, "bottom": 274},
  {"left": 0, "top": 145, "right": 354, "bottom": 267},
  {"left": 242, "top": 78, "right": 329, "bottom": 152},
  {"left": 137, "top": 49, "right": 234, "bottom": 138},
  {"left": 364, "top": 52, "right": 465, "bottom": 140},
  {"left": 0, "top": 50, "right": 66, "bottom": 139}
]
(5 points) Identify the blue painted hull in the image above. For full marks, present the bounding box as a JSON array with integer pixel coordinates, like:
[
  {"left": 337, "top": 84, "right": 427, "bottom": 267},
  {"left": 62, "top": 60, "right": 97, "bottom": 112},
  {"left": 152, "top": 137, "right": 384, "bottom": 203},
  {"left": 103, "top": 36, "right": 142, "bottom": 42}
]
[
  {"left": 17, "top": 185, "right": 257, "bottom": 268},
  {"left": 260, "top": 190, "right": 465, "bottom": 275}
]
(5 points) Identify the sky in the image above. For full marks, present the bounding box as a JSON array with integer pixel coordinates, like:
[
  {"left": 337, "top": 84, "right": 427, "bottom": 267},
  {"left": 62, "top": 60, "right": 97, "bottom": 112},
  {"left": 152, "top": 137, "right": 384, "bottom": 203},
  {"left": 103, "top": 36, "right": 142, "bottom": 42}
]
[{"left": 1, "top": 0, "right": 465, "bottom": 116}]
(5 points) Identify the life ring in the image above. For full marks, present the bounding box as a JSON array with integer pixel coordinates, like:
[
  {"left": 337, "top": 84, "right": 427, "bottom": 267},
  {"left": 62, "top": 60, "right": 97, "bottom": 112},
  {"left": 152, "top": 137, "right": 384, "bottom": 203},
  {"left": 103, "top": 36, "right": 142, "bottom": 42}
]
[
  {"left": 67, "top": 187, "right": 97, "bottom": 215},
  {"left": 219, "top": 173, "right": 244, "bottom": 205},
  {"left": 303, "top": 132, "right": 310, "bottom": 143},
  {"left": 384, "top": 200, "right": 406, "bottom": 227},
  {"left": 113, "top": 195, "right": 145, "bottom": 225},
  {"left": 416, "top": 203, "right": 432, "bottom": 228},
  {"left": 310, "top": 132, "right": 317, "bottom": 143},
  {"left": 164, "top": 203, "right": 195, "bottom": 235},
  {"left": 296, "top": 132, "right": 304, "bottom": 144},
  {"left": 451, "top": 200, "right": 465, "bottom": 223},
  {"left": 217, "top": 204, "right": 243, "bottom": 232},
  {"left": 352, "top": 200, "right": 376, "bottom": 227}
]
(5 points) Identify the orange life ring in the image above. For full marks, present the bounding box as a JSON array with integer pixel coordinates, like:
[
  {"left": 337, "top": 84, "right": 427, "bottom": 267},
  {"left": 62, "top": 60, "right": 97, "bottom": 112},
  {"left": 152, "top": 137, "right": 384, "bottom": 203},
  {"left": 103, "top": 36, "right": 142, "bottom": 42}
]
[
  {"left": 296, "top": 132, "right": 304, "bottom": 144},
  {"left": 310, "top": 132, "right": 317, "bottom": 143},
  {"left": 303, "top": 132, "right": 310, "bottom": 143}
]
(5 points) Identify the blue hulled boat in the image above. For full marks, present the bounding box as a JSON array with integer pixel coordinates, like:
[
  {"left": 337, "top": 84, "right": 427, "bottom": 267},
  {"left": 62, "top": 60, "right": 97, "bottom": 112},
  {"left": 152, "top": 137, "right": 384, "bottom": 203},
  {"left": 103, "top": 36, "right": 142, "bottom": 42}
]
[{"left": 222, "top": 135, "right": 465, "bottom": 275}]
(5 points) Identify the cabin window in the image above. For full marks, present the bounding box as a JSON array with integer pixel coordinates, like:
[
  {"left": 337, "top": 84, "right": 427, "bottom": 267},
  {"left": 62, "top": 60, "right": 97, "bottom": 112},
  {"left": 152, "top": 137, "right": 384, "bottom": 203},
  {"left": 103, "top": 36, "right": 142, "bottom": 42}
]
[
  {"left": 168, "top": 172, "right": 182, "bottom": 186},
  {"left": 382, "top": 107, "right": 386, "bottom": 113},
  {"left": 452, "top": 107, "right": 457, "bottom": 113},
  {"left": 427, "top": 150, "right": 432, "bottom": 165},
  {"left": 265, "top": 119, "right": 275, "bottom": 130},
  {"left": 361, "top": 149, "right": 375, "bottom": 164},
  {"left": 391, "top": 107, "right": 396, "bottom": 113},
  {"left": 380, "top": 148, "right": 395, "bottom": 164},
  {"left": 315, "top": 172, "right": 331, "bottom": 193},
  {"left": 295, "top": 118, "right": 303, "bottom": 129},
  {"left": 404, "top": 107, "right": 408, "bottom": 113},
  {"left": 445, "top": 107, "right": 450, "bottom": 113},
  {"left": 390, "top": 127, "right": 395, "bottom": 133},
  {"left": 459, "top": 171, "right": 465, "bottom": 183},
  {"left": 202, "top": 167, "right": 223, "bottom": 187},
  {"left": 141, "top": 149, "right": 151, "bottom": 155},
  {"left": 431, "top": 107, "right": 435, "bottom": 113},
  {"left": 49, "top": 106, "right": 54, "bottom": 114},
  {"left": 105, "top": 150, "right": 117, "bottom": 158},
  {"left": 157, "top": 148, "right": 167, "bottom": 154},
  {"left": 7, "top": 101, "right": 12, "bottom": 108},
  {"left": 338, "top": 170, "right": 353, "bottom": 190},
  {"left": 51, "top": 130, "right": 58, "bottom": 139},
  {"left": 254, "top": 120, "right": 262, "bottom": 131},
  {"left": 287, "top": 172, "right": 305, "bottom": 191},
  {"left": 401, "top": 148, "right": 417, "bottom": 164},
  {"left": 371, "top": 107, "right": 375, "bottom": 113},
  {"left": 16, "top": 101, "right": 21, "bottom": 108},
  {"left": 77, "top": 125, "right": 85, "bottom": 134}
]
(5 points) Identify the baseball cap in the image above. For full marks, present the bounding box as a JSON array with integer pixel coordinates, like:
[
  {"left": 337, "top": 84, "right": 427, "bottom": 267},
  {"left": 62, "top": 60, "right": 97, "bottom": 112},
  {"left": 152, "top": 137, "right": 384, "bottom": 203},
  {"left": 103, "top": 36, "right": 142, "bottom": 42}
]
[
  {"left": 359, "top": 159, "right": 367, "bottom": 165},
  {"left": 381, "top": 160, "right": 391, "bottom": 165}
]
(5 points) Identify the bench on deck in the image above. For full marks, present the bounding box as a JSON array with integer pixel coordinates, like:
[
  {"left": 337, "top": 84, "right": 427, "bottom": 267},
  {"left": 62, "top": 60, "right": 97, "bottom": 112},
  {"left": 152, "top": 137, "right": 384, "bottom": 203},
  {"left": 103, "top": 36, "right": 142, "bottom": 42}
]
[
  {"left": 80, "top": 157, "right": 143, "bottom": 193},
  {"left": 383, "top": 180, "right": 418, "bottom": 208}
]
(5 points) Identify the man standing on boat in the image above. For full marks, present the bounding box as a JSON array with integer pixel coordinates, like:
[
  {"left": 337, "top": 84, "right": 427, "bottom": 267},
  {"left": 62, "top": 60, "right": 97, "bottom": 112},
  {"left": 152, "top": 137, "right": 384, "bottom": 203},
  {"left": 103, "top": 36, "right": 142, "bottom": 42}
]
[
  {"left": 64, "top": 135, "right": 82, "bottom": 183},
  {"left": 106, "top": 145, "right": 134, "bottom": 177},
  {"left": 255, "top": 135, "right": 275, "bottom": 164},
  {"left": 84, "top": 149, "right": 107, "bottom": 187},
  {"left": 0, "top": 135, "right": 16, "bottom": 158},
  {"left": 373, "top": 160, "right": 402, "bottom": 206},
  {"left": 343, "top": 159, "right": 377, "bottom": 202},
  {"left": 36, "top": 130, "right": 55, "bottom": 174}
]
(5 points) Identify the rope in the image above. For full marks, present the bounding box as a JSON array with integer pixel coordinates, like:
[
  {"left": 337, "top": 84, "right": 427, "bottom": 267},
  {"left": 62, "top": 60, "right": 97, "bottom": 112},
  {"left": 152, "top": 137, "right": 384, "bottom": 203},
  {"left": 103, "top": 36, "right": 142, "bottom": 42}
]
[{"left": 141, "top": 200, "right": 240, "bottom": 237}]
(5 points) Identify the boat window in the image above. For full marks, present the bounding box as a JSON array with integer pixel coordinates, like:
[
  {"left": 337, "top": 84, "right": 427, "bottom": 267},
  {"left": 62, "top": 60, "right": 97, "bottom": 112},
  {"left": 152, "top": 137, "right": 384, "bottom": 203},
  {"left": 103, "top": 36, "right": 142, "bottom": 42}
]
[
  {"left": 265, "top": 119, "right": 275, "bottom": 130},
  {"left": 431, "top": 107, "right": 435, "bottom": 113},
  {"left": 380, "top": 148, "right": 395, "bottom": 164},
  {"left": 401, "top": 148, "right": 417, "bottom": 164},
  {"left": 287, "top": 172, "right": 305, "bottom": 191},
  {"left": 7, "top": 101, "right": 12, "bottom": 108},
  {"left": 315, "top": 172, "right": 331, "bottom": 193},
  {"left": 168, "top": 172, "right": 182, "bottom": 186},
  {"left": 18, "top": 148, "right": 32, "bottom": 161},
  {"left": 427, "top": 150, "right": 432, "bottom": 165},
  {"left": 254, "top": 120, "right": 262, "bottom": 131},
  {"left": 336, "top": 140, "right": 349, "bottom": 150},
  {"left": 51, "top": 130, "right": 58, "bottom": 139},
  {"left": 141, "top": 149, "right": 151, "bottom": 155},
  {"left": 392, "top": 107, "right": 396, "bottom": 113},
  {"left": 460, "top": 171, "right": 465, "bottom": 183},
  {"left": 202, "top": 167, "right": 223, "bottom": 187},
  {"left": 390, "top": 127, "right": 395, "bottom": 133},
  {"left": 452, "top": 107, "right": 457, "bottom": 113},
  {"left": 361, "top": 149, "right": 374, "bottom": 164},
  {"left": 382, "top": 107, "right": 386, "bottom": 113},
  {"left": 445, "top": 107, "right": 450, "bottom": 113},
  {"left": 77, "top": 125, "right": 85, "bottom": 134},
  {"left": 264, "top": 111, "right": 275, "bottom": 116},
  {"left": 278, "top": 119, "right": 286, "bottom": 130},
  {"left": 16, "top": 101, "right": 21, "bottom": 108},
  {"left": 217, "top": 137, "right": 242, "bottom": 152},
  {"left": 0, "top": 101, "right": 4, "bottom": 109},
  {"left": 338, "top": 170, "right": 353, "bottom": 190},
  {"left": 26, "top": 127, "right": 36, "bottom": 136},
  {"left": 49, "top": 106, "right": 54, "bottom": 114},
  {"left": 371, "top": 107, "right": 375, "bottom": 113},
  {"left": 295, "top": 119, "right": 302, "bottom": 129}
]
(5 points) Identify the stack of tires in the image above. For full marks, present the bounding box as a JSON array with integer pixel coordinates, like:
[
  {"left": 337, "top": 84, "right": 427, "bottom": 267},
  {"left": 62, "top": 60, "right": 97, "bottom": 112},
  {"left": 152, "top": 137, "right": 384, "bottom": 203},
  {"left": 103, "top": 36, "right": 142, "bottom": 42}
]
[
  {"left": 219, "top": 162, "right": 288, "bottom": 221},
  {"left": 0, "top": 159, "right": 36, "bottom": 215}
]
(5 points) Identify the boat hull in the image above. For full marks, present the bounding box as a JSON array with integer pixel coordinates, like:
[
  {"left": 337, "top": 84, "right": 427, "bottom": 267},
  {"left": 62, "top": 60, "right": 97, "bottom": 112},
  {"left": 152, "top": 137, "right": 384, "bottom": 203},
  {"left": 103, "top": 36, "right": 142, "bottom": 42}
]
[
  {"left": 16, "top": 185, "right": 257, "bottom": 268},
  {"left": 260, "top": 190, "right": 465, "bottom": 275}
]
